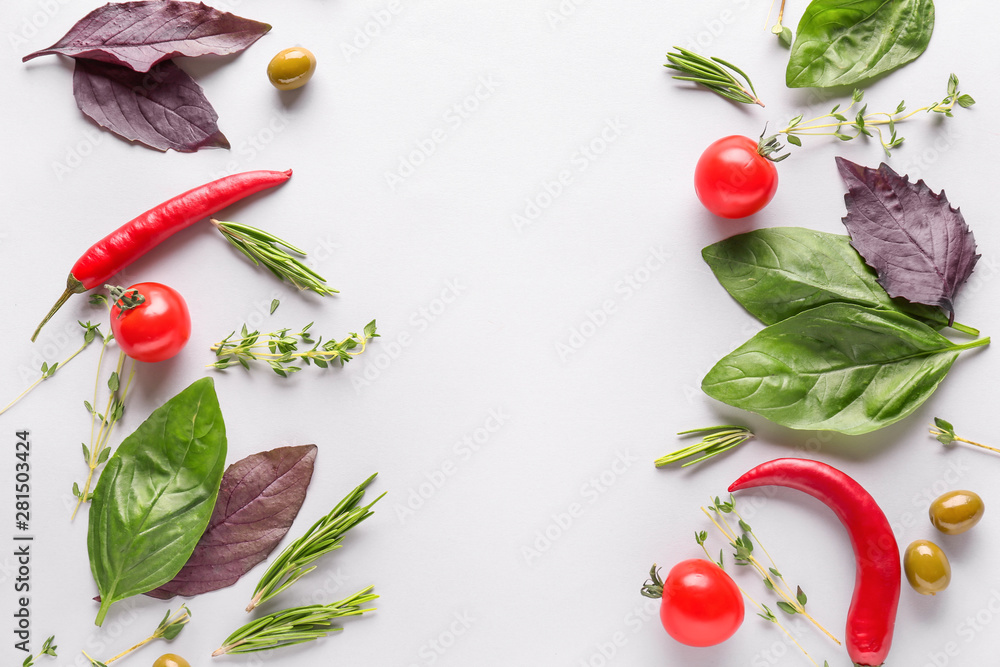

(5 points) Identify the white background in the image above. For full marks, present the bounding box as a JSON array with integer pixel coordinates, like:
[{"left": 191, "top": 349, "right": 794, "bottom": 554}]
[{"left": 2, "top": 1, "right": 999, "bottom": 666}]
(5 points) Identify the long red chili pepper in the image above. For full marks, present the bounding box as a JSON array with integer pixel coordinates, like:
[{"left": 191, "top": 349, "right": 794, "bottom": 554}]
[
  {"left": 32, "top": 169, "right": 292, "bottom": 341},
  {"left": 729, "top": 458, "right": 900, "bottom": 667}
]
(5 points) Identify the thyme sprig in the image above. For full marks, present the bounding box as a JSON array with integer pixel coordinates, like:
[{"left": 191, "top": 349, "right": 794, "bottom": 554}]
[
  {"left": 247, "top": 474, "right": 383, "bottom": 612},
  {"left": 930, "top": 418, "right": 1000, "bottom": 455},
  {"left": 72, "top": 295, "right": 136, "bottom": 519},
  {"left": 665, "top": 46, "right": 764, "bottom": 107},
  {"left": 84, "top": 606, "right": 192, "bottom": 666},
  {"left": 212, "top": 219, "right": 338, "bottom": 296},
  {"left": 655, "top": 425, "right": 754, "bottom": 467},
  {"left": 215, "top": 587, "right": 377, "bottom": 656},
  {"left": 704, "top": 496, "right": 840, "bottom": 646},
  {"left": 768, "top": 0, "right": 792, "bottom": 46},
  {"left": 22, "top": 636, "right": 57, "bottom": 666},
  {"left": 0, "top": 321, "right": 102, "bottom": 416},
  {"left": 777, "top": 74, "right": 974, "bottom": 156},
  {"left": 210, "top": 320, "right": 378, "bottom": 377}
]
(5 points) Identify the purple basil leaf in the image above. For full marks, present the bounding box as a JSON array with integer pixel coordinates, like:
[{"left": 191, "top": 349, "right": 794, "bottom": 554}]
[
  {"left": 837, "top": 157, "right": 979, "bottom": 322},
  {"left": 144, "top": 444, "right": 317, "bottom": 599},
  {"left": 73, "top": 58, "right": 229, "bottom": 152},
  {"left": 23, "top": 1, "right": 270, "bottom": 73}
]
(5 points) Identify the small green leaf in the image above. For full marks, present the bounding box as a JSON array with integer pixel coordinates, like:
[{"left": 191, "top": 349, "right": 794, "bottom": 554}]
[
  {"left": 769, "top": 567, "right": 782, "bottom": 578},
  {"left": 797, "top": 585, "right": 808, "bottom": 606},
  {"left": 786, "top": 134, "right": 802, "bottom": 147},
  {"left": 270, "top": 299, "right": 280, "bottom": 314},
  {"left": 108, "top": 372, "right": 120, "bottom": 392},
  {"left": 82, "top": 443, "right": 91, "bottom": 462},
  {"left": 98, "top": 447, "right": 111, "bottom": 464},
  {"left": 738, "top": 519, "right": 751, "bottom": 533},
  {"left": 957, "top": 94, "right": 976, "bottom": 108},
  {"left": 778, "top": 26, "right": 793, "bottom": 47},
  {"left": 363, "top": 319, "right": 379, "bottom": 339},
  {"left": 776, "top": 600, "right": 797, "bottom": 615},
  {"left": 73, "top": 482, "right": 81, "bottom": 497}
]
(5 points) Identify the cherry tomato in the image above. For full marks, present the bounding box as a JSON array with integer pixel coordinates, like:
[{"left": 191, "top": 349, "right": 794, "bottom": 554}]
[
  {"left": 694, "top": 135, "right": 778, "bottom": 218},
  {"left": 660, "top": 559, "right": 744, "bottom": 647},
  {"left": 109, "top": 282, "right": 191, "bottom": 363}
]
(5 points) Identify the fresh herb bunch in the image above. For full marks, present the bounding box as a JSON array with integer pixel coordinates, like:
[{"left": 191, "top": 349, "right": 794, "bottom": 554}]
[
  {"left": 247, "top": 473, "right": 383, "bottom": 611},
  {"left": 930, "top": 418, "right": 999, "bottom": 455},
  {"left": 210, "top": 320, "right": 378, "bottom": 377},
  {"left": 72, "top": 294, "right": 136, "bottom": 520},
  {"left": 22, "top": 636, "right": 57, "bottom": 666},
  {"left": 84, "top": 606, "right": 191, "bottom": 666},
  {"left": 699, "top": 496, "right": 838, "bottom": 667},
  {"left": 664, "top": 46, "right": 764, "bottom": 107},
  {"left": 216, "top": 587, "right": 377, "bottom": 656},
  {"left": 655, "top": 426, "right": 754, "bottom": 468},
  {"left": 212, "top": 219, "right": 338, "bottom": 296},
  {"left": 777, "top": 74, "right": 974, "bottom": 156}
]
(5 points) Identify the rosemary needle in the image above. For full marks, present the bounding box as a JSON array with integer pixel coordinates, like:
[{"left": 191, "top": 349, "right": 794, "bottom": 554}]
[
  {"left": 664, "top": 46, "right": 764, "bottom": 107},
  {"left": 247, "top": 474, "right": 383, "bottom": 611},
  {"left": 215, "top": 587, "right": 377, "bottom": 656}
]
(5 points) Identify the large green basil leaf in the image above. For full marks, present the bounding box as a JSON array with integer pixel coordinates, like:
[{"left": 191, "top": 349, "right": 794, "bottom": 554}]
[
  {"left": 89, "top": 377, "right": 227, "bottom": 625},
  {"left": 702, "top": 304, "right": 986, "bottom": 435},
  {"left": 786, "top": 0, "right": 935, "bottom": 88},
  {"left": 702, "top": 227, "right": 949, "bottom": 329}
]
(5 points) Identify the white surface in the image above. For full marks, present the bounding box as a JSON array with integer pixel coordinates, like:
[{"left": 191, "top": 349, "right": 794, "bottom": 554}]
[{"left": 2, "top": 1, "right": 999, "bottom": 666}]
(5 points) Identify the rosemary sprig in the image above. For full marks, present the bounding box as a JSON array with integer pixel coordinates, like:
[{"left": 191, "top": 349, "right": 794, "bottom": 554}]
[
  {"left": 655, "top": 425, "right": 754, "bottom": 467},
  {"left": 212, "top": 219, "right": 338, "bottom": 296},
  {"left": 216, "top": 587, "right": 377, "bottom": 656},
  {"left": 930, "top": 418, "right": 1000, "bottom": 455},
  {"left": 22, "top": 636, "right": 57, "bottom": 667},
  {"left": 247, "top": 474, "right": 383, "bottom": 611},
  {"left": 1, "top": 321, "right": 101, "bottom": 416},
  {"left": 778, "top": 74, "right": 974, "bottom": 156},
  {"left": 209, "top": 320, "right": 378, "bottom": 377},
  {"left": 84, "top": 606, "right": 192, "bottom": 666},
  {"left": 664, "top": 46, "right": 764, "bottom": 107}
]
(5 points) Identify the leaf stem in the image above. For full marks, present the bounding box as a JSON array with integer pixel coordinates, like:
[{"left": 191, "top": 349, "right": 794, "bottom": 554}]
[{"left": 0, "top": 322, "right": 100, "bottom": 416}]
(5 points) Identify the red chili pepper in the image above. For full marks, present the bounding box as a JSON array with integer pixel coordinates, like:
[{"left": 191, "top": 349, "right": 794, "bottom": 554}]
[
  {"left": 32, "top": 169, "right": 292, "bottom": 341},
  {"left": 729, "top": 458, "right": 900, "bottom": 667}
]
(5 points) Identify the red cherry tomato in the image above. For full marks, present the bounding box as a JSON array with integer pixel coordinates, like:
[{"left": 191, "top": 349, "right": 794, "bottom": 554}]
[
  {"left": 694, "top": 135, "right": 778, "bottom": 218},
  {"left": 660, "top": 559, "right": 744, "bottom": 647},
  {"left": 109, "top": 282, "right": 191, "bottom": 363}
]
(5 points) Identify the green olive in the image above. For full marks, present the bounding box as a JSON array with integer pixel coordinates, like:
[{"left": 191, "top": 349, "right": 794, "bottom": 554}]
[
  {"left": 929, "top": 489, "right": 984, "bottom": 535},
  {"left": 152, "top": 654, "right": 190, "bottom": 667},
  {"left": 267, "top": 47, "right": 317, "bottom": 91},
  {"left": 904, "top": 540, "right": 951, "bottom": 595}
]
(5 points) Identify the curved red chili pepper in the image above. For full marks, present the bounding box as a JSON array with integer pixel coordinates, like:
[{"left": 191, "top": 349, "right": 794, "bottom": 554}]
[
  {"left": 32, "top": 169, "right": 292, "bottom": 341},
  {"left": 729, "top": 458, "right": 900, "bottom": 667}
]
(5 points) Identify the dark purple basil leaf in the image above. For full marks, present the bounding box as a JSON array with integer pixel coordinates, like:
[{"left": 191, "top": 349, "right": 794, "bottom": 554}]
[
  {"left": 73, "top": 58, "right": 229, "bottom": 152},
  {"left": 145, "top": 444, "right": 317, "bottom": 599},
  {"left": 23, "top": 1, "right": 270, "bottom": 73},
  {"left": 837, "top": 157, "right": 979, "bottom": 322}
]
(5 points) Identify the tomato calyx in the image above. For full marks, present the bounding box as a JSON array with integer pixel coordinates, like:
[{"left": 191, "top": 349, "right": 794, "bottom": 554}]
[
  {"left": 640, "top": 564, "right": 666, "bottom": 598},
  {"left": 757, "top": 130, "right": 789, "bottom": 163},
  {"left": 106, "top": 284, "right": 146, "bottom": 319}
]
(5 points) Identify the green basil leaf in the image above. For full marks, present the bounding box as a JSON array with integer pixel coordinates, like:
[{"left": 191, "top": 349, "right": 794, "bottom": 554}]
[
  {"left": 786, "top": 0, "right": 935, "bottom": 88},
  {"left": 702, "top": 227, "right": 949, "bottom": 329},
  {"left": 702, "top": 304, "right": 982, "bottom": 435},
  {"left": 88, "top": 377, "right": 227, "bottom": 626}
]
